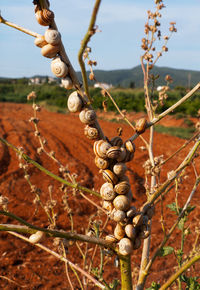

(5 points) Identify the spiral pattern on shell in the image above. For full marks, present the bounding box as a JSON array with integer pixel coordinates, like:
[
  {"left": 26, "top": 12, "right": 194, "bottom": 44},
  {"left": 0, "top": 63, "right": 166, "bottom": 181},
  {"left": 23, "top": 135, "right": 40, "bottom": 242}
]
[
  {"left": 51, "top": 57, "right": 68, "bottom": 78},
  {"left": 84, "top": 125, "right": 99, "bottom": 140},
  {"left": 45, "top": 28, "right": 61, "bottom": 45},
  {"left": 79, "top": 109, "right": 96, "bottom": 125},
  {"left": 41, "top": 43, "right": 60, "bottom": 58},
  {"left": 67, "top": 91, "right": 83, "bottom": 113},
  {"left": 118, "top": 238, "right": 133, "bottom": 255},
  {"left": 93, "top": 140, "right": 111, "bottom": 159},
  {"left": 95, "top": 156, "right": 109, "bottom": 169},
  {"left": 35, "top": 9, "right": 54, "bottom": 26},
  {"left": 61, "top": 77, "right": 73, "bottom": 90}
]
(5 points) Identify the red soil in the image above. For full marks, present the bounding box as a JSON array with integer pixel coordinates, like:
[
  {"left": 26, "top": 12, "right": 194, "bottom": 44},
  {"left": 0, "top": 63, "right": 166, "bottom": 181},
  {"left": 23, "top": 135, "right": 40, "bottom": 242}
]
[{"left": 0, "top": 103, "right": 199, "bottom": 289}]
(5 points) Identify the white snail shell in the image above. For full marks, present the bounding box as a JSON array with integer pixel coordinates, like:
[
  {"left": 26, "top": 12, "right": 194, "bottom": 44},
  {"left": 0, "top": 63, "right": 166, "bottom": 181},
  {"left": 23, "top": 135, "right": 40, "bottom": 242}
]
[
  {"left": 105, "top": 235, "right": 117, "bottom": 244},
  {"left": 113, "top": 162, "right": 127, "bottom": 177},
  {"left": 45, "top": 28, "right": 61, "bottom": 45},
  {"left": 100, "top": 182, "right": 116, "bottom": 201},
  {"left": 34, "top": 36, "right": 47, "bottom": 48},
  {"left": 118, "top": 238, "right": 133, "bottom": 255},
  {"left": 51, "top": 57, "right": 68, "bottom": 78},
  {"left": 84, "top": 125, "right": 99, "bottom": 140},
  {"left": 111, "top": 209, "right": 126, "bottom": 222},
  {"left": 125, "top": 224, "right": 136, "bottom": 240},
  {"left": 29, "top": 231, "right": 45, "bottom": 244},
  {"left": 95, "top": 156, "right": 109, "bottom": 169},
  {"left": 93, "top": 140, "right": 111, "bottom": 159},
  {"left": 114, "top": 180, "right": 130, "bottom": 195},
  {"left": 106, "top": 146, "right": 121, "bottom": 159},
  {"left": 114, "top": 223, "right": 125, "bottom": 240},
  {"left": 61, "top": 77, "right": 73, "bottom": 90},
  {"left": 102, "top": 169, "right": 118, "bottom": 185},
  {"left": 113, "top": 195, "right": 130, "bottom": 211},
  {"left": 41, "top": 43, "right": 60, "bottom": 58},
  {"left": 67, "top": 91, "right": 83, "bottom": 113},
  {"left": 79, "top": 109, "right": 96, "bottom": 125},
  {"left": 126, "top": 206, "right": 137, "bottom": 218},
  {"left": 102, "top": 200, "right": 114, "bottom": 212}
]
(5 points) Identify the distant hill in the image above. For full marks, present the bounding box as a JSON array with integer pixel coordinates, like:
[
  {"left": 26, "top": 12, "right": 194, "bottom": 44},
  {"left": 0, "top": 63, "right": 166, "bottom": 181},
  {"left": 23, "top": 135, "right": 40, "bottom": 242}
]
[{"left": 76, "top": 65, "right": 200, "bottom": 88}]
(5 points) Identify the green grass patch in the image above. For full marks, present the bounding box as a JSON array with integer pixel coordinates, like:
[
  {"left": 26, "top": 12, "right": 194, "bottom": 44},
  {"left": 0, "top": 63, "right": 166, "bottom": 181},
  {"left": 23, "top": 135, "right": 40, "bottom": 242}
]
[{"left": 154, "top": 125, "right": 195, "bottom": 139}]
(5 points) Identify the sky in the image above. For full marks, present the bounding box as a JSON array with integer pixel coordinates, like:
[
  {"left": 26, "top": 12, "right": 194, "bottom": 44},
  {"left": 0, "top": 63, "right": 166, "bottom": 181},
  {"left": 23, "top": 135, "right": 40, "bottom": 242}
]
[{"left": 0, "top": 0, "right": 200, "bottom": 78}]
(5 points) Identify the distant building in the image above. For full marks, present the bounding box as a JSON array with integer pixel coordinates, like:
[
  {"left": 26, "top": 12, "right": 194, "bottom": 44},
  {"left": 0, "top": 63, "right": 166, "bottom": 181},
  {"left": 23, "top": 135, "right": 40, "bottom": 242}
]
[
  {"left": 28, "top": 76, "right": 58, "bottom": 85},
  {"left": 94, "top": 82, "right": 113, "bottom": 90}
]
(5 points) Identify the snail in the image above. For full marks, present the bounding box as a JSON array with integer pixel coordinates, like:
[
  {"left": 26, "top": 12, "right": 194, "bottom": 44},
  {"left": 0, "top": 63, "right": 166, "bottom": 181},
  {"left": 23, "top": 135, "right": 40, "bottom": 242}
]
[
  {"left": 44, "top": 28, "right": 61, "bottom": 45},
  {"left": 112, "top": 209, "right": 126, "bottom": 222},
  {"left": 114, "top": 223, "right": 125, "bottom": 240},
  {"left": 41, "top": 43, "right": 60, "bottom": 58},
  {"left": 93, "top": 140, "right": 111, "bottom": 159},
  {"left": 106, "top": 146, "right": 121, "bottom": 159},
  {"left": 29, "top": 231, "right": 45, "bottom": 244},
  {"left": 102, "top": 169, "right": 118, "bottom": 185},
  {"left": 132, "top": 214, "right": 143, "bottom": 227},
  {"left": 124, "top": 140, "right": 135, "bottom": 153},
  {"left": 61, "top": 77, "right": 73, "bottom": 90},
  {"left": 67, "top": 91, "right": 84, "bottom": 113},
  {"left": 126, "top": 206, "right": 137, "bottom": 218},
  {"left": 95, "top": 156, "right": 109, "bottom": 169},
  {"left": 135, "top": 118, "right": 147, "bottom": 134},
  {"left": 125, "top": 224, "right": 136, "bottom": 240},
  {"left": 34, "top": 36, "right": 47, "bottom": 48},
  {"left": 124, "top": 150, "right": 134, "bottom": 163},
  {"left": 118, "top": 238, "right": 133, "bottom": 255},
  {"left": 35, "top": 9, "right": 54, "bottom": 26},
  {"left": 84, "top": 125, "right": 99, "bottom": 140},
  {"left": 117, "top": 147, "right": 127, "bottom": 162},
  {"left": 132, "top": 237, "right": 141, "bottom": 250},
  {"left": 113, "top": 195, "right": 130, "bottom": 211},
  {"left": 110, "top": 136, "right": 123, "bottom": 147},
  {"left": 139, "top": 225, "right": 150, "bottom": 239},
  {"left": 79, "top": 109, "right": 96, "bottom": 125},
  {"left": 51, "top": 57, "right": 68, "bottom": 78},
  {"left": 113, "top": 162, "right": 127, "bottom": 177},
  {"left": 105, "top": 235, "right": 117, "bottom": 244},
  {"left": 102, "top": 200, "right": 114, "bottom": 212},
  {"left": 100, "top": 182, "right": 116, "bottom": 201},
  {"left": 114, "top": 180, "right": 130, "bottom": 195}
]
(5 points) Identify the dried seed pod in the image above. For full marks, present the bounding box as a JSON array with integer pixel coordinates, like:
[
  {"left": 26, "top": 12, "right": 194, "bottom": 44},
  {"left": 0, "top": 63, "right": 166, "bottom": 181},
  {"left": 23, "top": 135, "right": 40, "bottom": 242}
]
[
  {"left": 117, "top": 147, "right": 127, "bottom": 162},
  {"left": 135, "top": 118, "right": 147, "bottom": 134},
  {"left": 93, "top": 140, "right": 111, "bottom": 159},
  {"left": 114, "top": 223, "right": 125, "bottom": 240},
  {"left": 102, "top": 200, "right": 114, "bottom": 212},
  {"left": 126, "top": 206, "right": 137, "bottom": 218},
  {"left": 124, "top": 140, "right": 136, "bottom": 153},
  {"left": 125, "top": 224, "right": 136, "bottom": 240},
  {"left": 84, "top": 125, "right": 99, "bottom": 140},
  {"left": 118, "top": 238, "right": 133, "bottom": 255},
  {"left": 105, "top": 235, "right": 117, "bottom": 244},
  {"left": 34, "top": 36, "right": 47, "bottom": 48},
  {"left": 35, "top": 9, "right": 54, "bottom": 26},
  {"left": 100, "top": 182, "right": 116, "bottom": 201},
  {"left": 102, "top": 169, "right": 118, "bottom": 185},
  {"left": 29, "top": 231, "right": 45, "bottom": 244},
  {"left": 110, "top": 136, "right": 123, "bottom": 147},
  {"left": 113, "top": 162, "right": 127, "bottom": 177},
  {"left": 61, "top": 77, "right": 73, "bottom": 90},
  {"left": 51, "top": 57, "right": 68, "bottom": 78},
  {"left": 67, "top": 91, "right": 83, "bottom": 113},
  {"left": 114, "top": 180, "right": 130, "bottom": 195},
  {"left": 113, "top": 195, "right": 130, "bottom": 211},
  {"left": 79, "top": 109, "right": 96, "bottom": 125},
  {"left": 111, "top": 209, "right": 126, "bottom": 222},
  {"left": 95, "top": 156, "right": 109, "bottom": 169},
  {"left": 44, "top": 28, "right": 61, "bottom": 45},
  {"left": 107, "top": 146, "right": 121, "bottom": 159},
  {"left": 132, "top": 237, "right": 141, "bottom": 250},
  {"left": 41, "top": 43, "right": 60, "bottom": 58}
]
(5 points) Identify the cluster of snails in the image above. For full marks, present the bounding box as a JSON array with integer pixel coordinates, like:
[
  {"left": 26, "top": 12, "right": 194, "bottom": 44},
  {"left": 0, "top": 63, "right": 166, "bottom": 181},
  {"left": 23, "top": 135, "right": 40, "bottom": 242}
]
[
  {"left": 66, "top": 90, "right": 152, "bottom": 255},
  {"left": 34, "top": 4, "right": 73, "bottom": 90}
]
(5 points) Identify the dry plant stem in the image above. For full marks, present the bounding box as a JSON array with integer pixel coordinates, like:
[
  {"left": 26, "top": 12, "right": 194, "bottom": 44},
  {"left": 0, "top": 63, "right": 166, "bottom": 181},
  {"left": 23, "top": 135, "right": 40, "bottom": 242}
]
[
  {"left": 79, "top": 191, "right": 107, "bottom": 214},
  {"left": 138, "top": 176, "right": 200, "bottom": 287},
  {"left": 160, "top": 252, "right": 200, "bottom": 290},
  {"left": 119, "top": 255, "right": 133, "bottom": 290},
  {"left": 8, "top": 231, "right": 105, "bottom": 289},
  {"left": 0, "top": 276, "right": 26, "bottom": 288},
  {"left": 0, "top": 136, "right": 100, "bottom": 198},
  {"left": 78, "top": 0, "right": 101, "bottom": 102}
]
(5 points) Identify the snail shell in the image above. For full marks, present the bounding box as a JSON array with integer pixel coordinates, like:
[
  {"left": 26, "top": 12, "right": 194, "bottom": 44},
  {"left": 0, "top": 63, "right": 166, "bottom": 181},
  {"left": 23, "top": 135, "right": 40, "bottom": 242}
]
[
  {"left": 93, "top": 140, "right": 111, "bottom": 159},
  {"left": 124, "top": 150, "right": 134, "bottom": 163},
  {"left": 114, "top": 223, "right": 125, "bottom": 240},
  {"left": 35, "top": 9, "right": 54, "bottom": 26},
  {"left": 51, "top": 57, "right": 68, "bottom": 78},
  {"left": 117, "top": 147, "right": 127, "bottom": 162},
  {"left": 84, "top": 125, "right": 99, "bottom": 140},
  {"left": 61, "top": 77, "right": 73, "bottom": 90},
  {"left": 132, "top": 237, "right": 141, "bottom": 250},
  {"left": 45, "top": 28, "right": 61, "bottom": 45},
  {"left": 29, "top": 231, "right": 45, "bottom": 244},
  {"left": 102, "top": 169, "right": 118, "bottom": 185},
  {"left": 113, "top": 195, "right": 130, "bottom": 211},
  {"left": 125, "top": 224, "right": 136, "bottom": 240},
  {"left": 79, "top": 109, "right": 96, "bottom": 125},
  {"left": 124, "top": 140, "right": 136, "bottom": 153},
  {"left": 110, "top": 136, "right": 123, "bottom": 147},
  {"left": 34, "top": 36, "right": 47, "bottom": 48},
  {"left": 106, "top": 146, "right": 121, "bottom": 159},
  {"left": 95, "top": 156, "right": 109, "bottom": 169},
  {"left": 113, "top": 162, "right": 127, "bottom": 177},
  {"left": 139, "top": 225, "right": 150, "bottom": 239},
  {"left": 111, "top": 209, "right": 126, "bottom": 222},
  {"left": 41, "top": 43, "right": 60, "bottom": 58},
  {"left": 100, "top": 182, "right": 116, "bottom": 201},
  {"left": 114, "top": 180, "right": 130, "bottom": 195},
  {"left": 132, "top": 214, "right": 143, "bottom": 227},
  {"left": 118, "top": 238, "right": 133, "bottom": 255},
  {"left": 67, "top": 91, "right": 83, "bottom": 113},
  {"left": 105, "top": 235, "right": 117, "bottom": 244},
  {"left": 126, "top": 206, "right": 137, "bottom": 218},
  {"left": 102, "top": 200, "right": 114, "bottom": 212},
  {"left": 135, "top": 118, "right": 147, "bottom": 134}
]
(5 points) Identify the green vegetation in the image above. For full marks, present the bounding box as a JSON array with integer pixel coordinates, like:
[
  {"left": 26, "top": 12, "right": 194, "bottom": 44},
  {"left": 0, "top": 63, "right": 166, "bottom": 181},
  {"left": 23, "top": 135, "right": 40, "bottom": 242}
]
[{"left": 154, "top": 125, "right": 195, "bottom": 139}]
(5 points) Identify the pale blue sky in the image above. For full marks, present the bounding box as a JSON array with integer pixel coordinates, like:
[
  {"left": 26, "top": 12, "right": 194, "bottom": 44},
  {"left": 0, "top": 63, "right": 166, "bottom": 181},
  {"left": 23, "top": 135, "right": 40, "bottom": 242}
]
[{"left": 0, "top": 0, "right": 200, "bottom": 78}]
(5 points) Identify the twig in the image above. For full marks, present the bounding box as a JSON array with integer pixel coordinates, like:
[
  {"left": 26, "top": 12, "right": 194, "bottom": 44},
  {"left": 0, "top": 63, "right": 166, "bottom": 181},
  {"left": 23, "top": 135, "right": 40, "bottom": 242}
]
[
  {"left": 119, "top": 255, "right": 133, "bottom": 290},
  {"left": 7, "top": 231, "right": 105, "bottom": 289}
]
